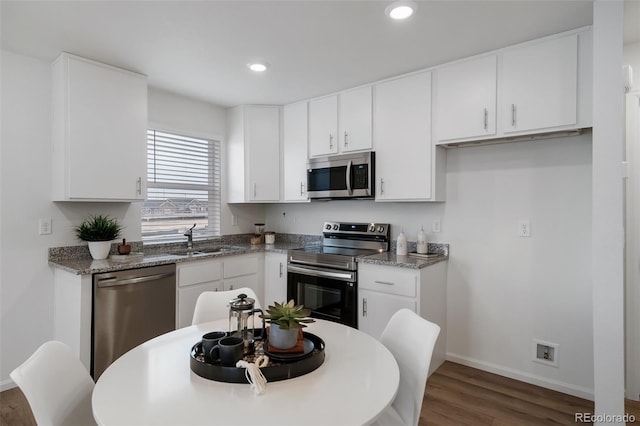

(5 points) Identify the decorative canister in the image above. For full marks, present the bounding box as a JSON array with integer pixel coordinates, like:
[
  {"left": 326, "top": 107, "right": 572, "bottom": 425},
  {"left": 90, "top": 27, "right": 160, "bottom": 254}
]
[{"left": 264, "top": 232, "right": 275, "bottom": 245}]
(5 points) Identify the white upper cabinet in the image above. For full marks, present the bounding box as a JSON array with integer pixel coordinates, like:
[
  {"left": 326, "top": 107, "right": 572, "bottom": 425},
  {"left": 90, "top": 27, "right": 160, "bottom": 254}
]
[
  {"left": 308, "top": 95, "right": 338, "bottom": 157},
  {"left": 434, "top": 29, "right": 590, "bottom": 145},
  {"left": 226, "top": 105, "right": 281, "bottom": 203},
  {"left": 282, "top": 102, "right": 309, "bottom": 202},
  {"left": 308, "top": 86, "right": 373, "bottom": 157},
  {"left": 51, "top": 53, "right": 147, "bottom": 201},
  {"left": 374, "top": 71, "right": 434, "bottom": 201},
  {"left": 502, "top": 34, "right": 578, "bottom": 134},
  {"left": 435, "top": 55, "right": 497, "bottom": 141},
  {"left": 338, "top": 86, "right": 373, "bottom": 153}
]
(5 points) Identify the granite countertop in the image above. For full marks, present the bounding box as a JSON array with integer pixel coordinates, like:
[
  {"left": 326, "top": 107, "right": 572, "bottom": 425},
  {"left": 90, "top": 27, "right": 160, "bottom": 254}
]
[
  {"left": 358, "top": 252, "right": 448, "bottom": 269},
  {"left": 49, "top": 235, "right": 449, "bottom": 274},
  {"left": 48, "top": 238, "right": 311, "bottom": 275}
]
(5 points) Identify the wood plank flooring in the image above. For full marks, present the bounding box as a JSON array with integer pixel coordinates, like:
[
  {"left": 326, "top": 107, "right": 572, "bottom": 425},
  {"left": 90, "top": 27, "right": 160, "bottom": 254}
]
[{"left": 2, "top": 361, "right": 639, "bottom": 426}]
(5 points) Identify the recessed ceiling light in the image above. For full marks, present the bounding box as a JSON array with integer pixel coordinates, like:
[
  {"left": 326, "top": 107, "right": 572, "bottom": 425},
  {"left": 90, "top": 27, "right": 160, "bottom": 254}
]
[
  {"left": 385, "top": 1, "right": 417, "bottom": 20},
  {"left": 248, "top": 62, "right": 269, "bottom": 72}
]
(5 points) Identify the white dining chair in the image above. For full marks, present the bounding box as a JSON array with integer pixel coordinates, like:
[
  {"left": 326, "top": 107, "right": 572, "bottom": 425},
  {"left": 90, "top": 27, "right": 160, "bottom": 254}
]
[
  {"left": 191, "top": 287, "right": 262, "bottom": 325},
  {"left": 371, "top": 308, "right": 441, "bottom": 426},
  {"left": 10, "top": 340, "right": 96, "bottom": 426}
]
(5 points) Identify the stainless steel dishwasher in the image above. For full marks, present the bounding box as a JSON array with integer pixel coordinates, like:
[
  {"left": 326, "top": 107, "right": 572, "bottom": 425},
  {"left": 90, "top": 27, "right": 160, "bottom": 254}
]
[{"left": 92, "top": 264, "right": 176, "bottom": 379}]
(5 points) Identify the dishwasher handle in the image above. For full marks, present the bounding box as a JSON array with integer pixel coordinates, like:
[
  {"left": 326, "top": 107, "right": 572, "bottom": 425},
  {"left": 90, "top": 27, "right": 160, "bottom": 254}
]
[{"left": 96, "top": 272, "right": 175, "bottom": 287}]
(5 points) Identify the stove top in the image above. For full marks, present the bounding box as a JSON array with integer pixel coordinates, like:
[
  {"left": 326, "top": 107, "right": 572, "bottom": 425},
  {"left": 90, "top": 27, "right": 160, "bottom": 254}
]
[{"left": 288, "top": 222, "right": 390, "bottom": 271}]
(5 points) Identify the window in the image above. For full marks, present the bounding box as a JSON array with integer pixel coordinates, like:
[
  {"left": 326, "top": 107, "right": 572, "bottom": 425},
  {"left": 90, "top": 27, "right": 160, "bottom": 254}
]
[{"left": 142, "top": 130, "right": 221, "bottom": 241}]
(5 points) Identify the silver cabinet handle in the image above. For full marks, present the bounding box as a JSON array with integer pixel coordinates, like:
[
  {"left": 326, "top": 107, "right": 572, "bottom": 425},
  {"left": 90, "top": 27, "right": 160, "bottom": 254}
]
[
  {"left": 279, "top": 262, "right": 283, "bottom": 278},
  {"left": 483, "top": 108, "right": 488, "bottom": 130},
  {"left": 329, "top": 133, "right": 334, "bottom": 149},
  {"left": 511, "top": 104, "right": 517, "bottom": 127},
  {"left": 300, "top": 182, "right": 304, "bottom": 196},
  {"left": 344, "top": 131, "right": 349, "bottom": 147},
  {"left": 136, "top": 177, "right": 142, "bottom": 195},
  {"left": 380, "top": 178, "right": 385, "bottom": 195},
  {"left": 363, "top": 298, "right": 367, "bottom": 317},
  {"left": 253, "top": 183, "right": 257, "bottom": 199},
  {"left": 374, "top": 280, "right": 395, "bottom": 286}
]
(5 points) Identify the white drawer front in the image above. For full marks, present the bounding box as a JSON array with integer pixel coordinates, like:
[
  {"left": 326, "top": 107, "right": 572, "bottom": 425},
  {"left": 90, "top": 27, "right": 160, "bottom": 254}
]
[
  {"left": 178, "top": 260, "right": 222, "bottom": 287},
  {"left": 224, "top": 255, "right": 258, "bottom": 278},
  {"left": 359, "top": 264, "right": 417, "bottom": 297}
]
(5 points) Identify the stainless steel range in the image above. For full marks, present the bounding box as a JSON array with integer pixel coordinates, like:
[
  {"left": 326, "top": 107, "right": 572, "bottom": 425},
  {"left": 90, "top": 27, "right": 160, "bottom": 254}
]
[{"left": 287, "top": 222, "right": 390, "bottom": 328}]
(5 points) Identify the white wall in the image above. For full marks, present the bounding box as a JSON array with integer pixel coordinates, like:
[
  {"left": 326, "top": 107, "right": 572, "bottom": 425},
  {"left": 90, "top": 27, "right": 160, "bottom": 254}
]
[
  {"left": 266, "top": 133, "right": 595, "bottom": 398},
  {"left": 0, "top": 50, "right": 139, "bottom": 389}
]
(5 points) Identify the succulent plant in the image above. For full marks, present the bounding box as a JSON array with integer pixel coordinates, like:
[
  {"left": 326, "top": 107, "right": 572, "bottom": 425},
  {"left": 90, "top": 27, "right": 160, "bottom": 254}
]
[
  {"left": 75, "top": 214, "right": 123, "bottom": 242},
  {"left": 260, "top": 300, "right": 315, "bottom": 330}
]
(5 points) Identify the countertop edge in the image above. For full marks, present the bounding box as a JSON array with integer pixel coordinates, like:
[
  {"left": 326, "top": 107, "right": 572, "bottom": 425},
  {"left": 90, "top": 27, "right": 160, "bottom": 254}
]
[{"left": 49, "top": 244, "right": 294, "bottom": 275}]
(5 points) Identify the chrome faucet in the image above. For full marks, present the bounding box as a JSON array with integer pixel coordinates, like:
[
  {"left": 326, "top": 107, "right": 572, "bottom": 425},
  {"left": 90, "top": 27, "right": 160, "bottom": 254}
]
[{"left": 184, "top": 224, "right": 196, "bottom": 250}]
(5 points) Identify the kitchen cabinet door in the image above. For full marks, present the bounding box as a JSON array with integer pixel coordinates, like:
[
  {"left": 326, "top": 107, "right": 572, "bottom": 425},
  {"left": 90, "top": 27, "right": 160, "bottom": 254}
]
[
  {"left": 359, "top": 289, "right": 417, "bottom": 340},
  {"left": 227, "top": 105, "right": 281, "bottom": 202},
  {"left": 178, "top": 281, "right": 222, "bottom": 328},
  {"left": 435, "top": 55, "right": 497, "bottom": 142},
  {"left": 374, "top": 71, "right": 433, "bottom": 201},
  {"left": 308, "top": 95, "right": 338, "bottom": 157},
  {"left": 282, "top": 102, "right": 309, "bottom": 201},
  {"left": 502, "top": 34, "right": 578, "bottom": 134},
  {"left": 52, "top": 53, "right": 147, "bottom": 201},
  {"left": 339, "top": 86, "right": 373, "bottom": 153},
  {"left": 264, "top": 252, "right": 287, "bottom": 305}
]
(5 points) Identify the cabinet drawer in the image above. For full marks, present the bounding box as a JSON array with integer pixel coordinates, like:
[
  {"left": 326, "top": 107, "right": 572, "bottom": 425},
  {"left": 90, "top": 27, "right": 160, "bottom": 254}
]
[
  {"left": 224, "top": 255, "right": 258, "bottom": 278},
  {"left": 359, "top": 265, "right": 417, "bottom": 297},
  {"left": 178, "top": 260, "right": 222, "bottom": 287}
]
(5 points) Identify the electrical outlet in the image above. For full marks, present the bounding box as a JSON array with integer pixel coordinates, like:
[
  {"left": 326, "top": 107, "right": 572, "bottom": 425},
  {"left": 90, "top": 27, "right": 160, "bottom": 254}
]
[
  {"left": 518, "top": 220, "right": 531, "bottom": 237},
  {"left": 231, "top": 215, "right": 238, "bottom": 226},
  {"left": 39, "top": 218, "right": 52, "bottom": 235},
  {"left": 432, "top": 219, "right": 441, "bottom": 233}
]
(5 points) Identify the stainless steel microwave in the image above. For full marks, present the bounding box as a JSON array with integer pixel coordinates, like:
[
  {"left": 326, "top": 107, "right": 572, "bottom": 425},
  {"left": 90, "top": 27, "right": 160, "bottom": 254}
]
[{"left": 307, "top": 152, "right": 375, "bottom": 199}]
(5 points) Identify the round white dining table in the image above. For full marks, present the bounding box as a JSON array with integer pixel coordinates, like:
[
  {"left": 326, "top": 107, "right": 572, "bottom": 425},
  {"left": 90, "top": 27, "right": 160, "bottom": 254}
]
[{"left": 92, "top": 318, "right": 399, "bottom": 426}]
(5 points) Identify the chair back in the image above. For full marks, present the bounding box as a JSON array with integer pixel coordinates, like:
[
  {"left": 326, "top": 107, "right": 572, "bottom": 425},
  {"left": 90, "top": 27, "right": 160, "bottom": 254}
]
[
  {"left": 380, "top": 309, "right": 440, "bottom": 426},
  {"left": 10, "top": 340, "right": 96, "bottom": 426},
  {"left": 191, "top": 287, "right": 262, "bottom": 325}
]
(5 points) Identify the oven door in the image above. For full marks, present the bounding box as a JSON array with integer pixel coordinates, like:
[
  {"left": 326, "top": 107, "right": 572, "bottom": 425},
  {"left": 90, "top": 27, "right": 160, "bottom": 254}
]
[{"left": 287, "top": 264, "right": 357, "bottom": 328}]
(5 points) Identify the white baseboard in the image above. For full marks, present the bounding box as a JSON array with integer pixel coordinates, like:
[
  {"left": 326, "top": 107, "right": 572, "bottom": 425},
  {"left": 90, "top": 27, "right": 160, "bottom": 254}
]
[
  {"left": 1, "top": 378, "right": 17, "bottom": 392},
  {"left": 445, "top": 352, "right": 594, "bottom": 401}
]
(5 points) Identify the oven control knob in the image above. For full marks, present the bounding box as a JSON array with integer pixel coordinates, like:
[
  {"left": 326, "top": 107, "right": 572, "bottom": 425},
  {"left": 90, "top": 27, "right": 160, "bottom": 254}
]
[
  {"left": 369, "top": 224, "right": 376, "bottom": 232},
  {"left": 377, "top": 226, "right": 385, "bottom": 233},
  {"left": 325, "top": 224, "right": 332, "bottom": 230},
  {"left": 333, "top": 224, "right": 339, "bottom": 231}
]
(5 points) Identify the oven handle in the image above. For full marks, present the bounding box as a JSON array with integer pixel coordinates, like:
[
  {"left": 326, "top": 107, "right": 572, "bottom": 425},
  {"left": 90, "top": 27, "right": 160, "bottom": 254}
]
[
  {"left": 287, "top": 264, "right": 356, "bottom": 282},
  {"left": 346, "top": 160, "right": 352, "bottom": 195}
]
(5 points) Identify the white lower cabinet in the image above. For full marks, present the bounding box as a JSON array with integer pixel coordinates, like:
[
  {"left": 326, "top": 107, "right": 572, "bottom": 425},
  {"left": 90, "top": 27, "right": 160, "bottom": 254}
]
[
  {"left": 358, "top": 261, "right": 447, "bottom": 375},
  {"left": 177, "top": 254, "right": 263, "bottom": 328},
  {"left": 264, "top": 252, "right": 287, "bottom": 306}
]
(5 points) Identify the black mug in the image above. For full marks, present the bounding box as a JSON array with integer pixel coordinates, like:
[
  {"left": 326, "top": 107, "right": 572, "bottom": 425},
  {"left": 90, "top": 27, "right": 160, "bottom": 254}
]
[
  {"left": 209, "top": 336, "right": 244, "bottom": 367},
  {"left": 202, "top": 331, "right": 227, "bottom": 362}
]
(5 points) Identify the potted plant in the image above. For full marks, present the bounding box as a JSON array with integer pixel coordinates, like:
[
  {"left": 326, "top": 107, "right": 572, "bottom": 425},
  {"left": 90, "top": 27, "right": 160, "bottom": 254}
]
[
  {"left": 75, "top": 214, "right": 123, "bottom": 260},
  {"left": 261, "top": 300, "right": 315, "bottom": 349}
]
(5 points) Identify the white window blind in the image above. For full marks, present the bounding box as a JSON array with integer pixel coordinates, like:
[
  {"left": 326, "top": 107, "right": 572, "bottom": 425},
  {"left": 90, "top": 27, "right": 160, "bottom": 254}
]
[{"left": 142, "top": 130, "right": 221, "bottom": 240}]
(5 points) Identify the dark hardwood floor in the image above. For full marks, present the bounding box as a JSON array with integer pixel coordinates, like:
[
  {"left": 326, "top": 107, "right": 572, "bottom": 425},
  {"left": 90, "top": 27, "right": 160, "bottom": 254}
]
[{"left": 2, "top": 361, "right": 639, "bottom": 425}]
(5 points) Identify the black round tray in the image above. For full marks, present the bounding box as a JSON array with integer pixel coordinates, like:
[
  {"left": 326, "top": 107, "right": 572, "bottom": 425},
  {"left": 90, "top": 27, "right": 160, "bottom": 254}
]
[{"left": 190, "top": 331, "right": 325, "bottom": 383}]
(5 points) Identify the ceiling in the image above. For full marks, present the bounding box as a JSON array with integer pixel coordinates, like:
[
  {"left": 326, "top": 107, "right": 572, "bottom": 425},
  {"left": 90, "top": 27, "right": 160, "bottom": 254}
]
[{"left": 1, "top": 1, "right": 636, "bottom": 108}]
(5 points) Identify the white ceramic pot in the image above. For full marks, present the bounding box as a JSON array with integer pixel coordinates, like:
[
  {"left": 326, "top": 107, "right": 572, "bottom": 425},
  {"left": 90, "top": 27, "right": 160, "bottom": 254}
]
[
  {"left": 268, "top": 324, "right": 299, "bottom": 349},
  {"left": 88, "top": 241, "right": 112, "bottom": 260}
]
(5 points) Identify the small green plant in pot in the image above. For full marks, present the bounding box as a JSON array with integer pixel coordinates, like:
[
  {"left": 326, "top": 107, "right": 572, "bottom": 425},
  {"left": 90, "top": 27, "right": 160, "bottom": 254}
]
[
  {"left": 75, "top": 214, "right": 123, "bottom": 260},
  {"left": 261, "top": 300, "right": 315, "bottom": 349}
]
